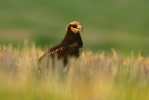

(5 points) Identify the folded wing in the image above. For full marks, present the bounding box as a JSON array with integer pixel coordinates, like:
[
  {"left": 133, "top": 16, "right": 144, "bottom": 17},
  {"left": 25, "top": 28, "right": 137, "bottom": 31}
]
[{"left": 38, "top": 42, "right": 81, "bottom": 64}]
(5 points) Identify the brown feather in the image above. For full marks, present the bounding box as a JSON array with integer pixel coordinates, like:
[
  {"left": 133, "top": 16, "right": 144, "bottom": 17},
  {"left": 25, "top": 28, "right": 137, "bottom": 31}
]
[{"left": 38, "top": 21, "right": 83, "bottom": 72}]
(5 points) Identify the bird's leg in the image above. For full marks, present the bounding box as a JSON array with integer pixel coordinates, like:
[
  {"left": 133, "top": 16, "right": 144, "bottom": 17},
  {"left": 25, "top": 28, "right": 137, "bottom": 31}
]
[{"left": 63, "top": 58, "right": 69, "bottom": 73}]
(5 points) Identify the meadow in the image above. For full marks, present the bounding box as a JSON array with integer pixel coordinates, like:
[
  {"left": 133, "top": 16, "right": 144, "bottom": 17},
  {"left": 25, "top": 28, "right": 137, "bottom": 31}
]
[
  {"left": 0, "top": 0, "right": 149, "bottom": 99},
  {"left": 0, "top": 43, "right": 149, "bottom": 100},
  {"left": 0, "top": 0, "right": 149, "bottom": 55}
]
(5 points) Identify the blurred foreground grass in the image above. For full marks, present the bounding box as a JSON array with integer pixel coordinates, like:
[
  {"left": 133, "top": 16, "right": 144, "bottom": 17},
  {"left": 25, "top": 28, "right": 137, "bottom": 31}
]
[{"left": 0, "top": 43, "right": 149, "bottom": 100}]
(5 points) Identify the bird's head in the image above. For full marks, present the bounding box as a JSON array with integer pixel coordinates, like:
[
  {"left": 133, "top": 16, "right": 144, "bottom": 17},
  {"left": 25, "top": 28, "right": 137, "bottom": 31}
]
[{"left": 66, "top": 21, "right": 83, "bottom": 34}]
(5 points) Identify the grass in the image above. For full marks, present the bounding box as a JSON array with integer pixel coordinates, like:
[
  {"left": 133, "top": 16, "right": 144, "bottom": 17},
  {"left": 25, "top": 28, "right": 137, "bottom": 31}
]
[
  {"left": 0, "top": 1, "right": 149, "bottom": 98},
  {"left": 0, "top": 42, "right": 149, "bottom": 100},
  {"left": 0, "top": 0, "right": 149, "bottom": 55}
]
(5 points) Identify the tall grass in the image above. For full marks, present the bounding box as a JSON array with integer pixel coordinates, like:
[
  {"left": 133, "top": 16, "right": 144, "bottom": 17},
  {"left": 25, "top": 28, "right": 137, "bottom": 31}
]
[{"left": 0, "top": 42, "right": 149, "bottom": 100}]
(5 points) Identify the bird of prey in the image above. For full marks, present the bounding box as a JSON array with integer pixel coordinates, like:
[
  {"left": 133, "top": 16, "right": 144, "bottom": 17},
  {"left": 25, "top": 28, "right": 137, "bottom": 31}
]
[{"left": 38, "top": 21, "right": 83, "bottom": 72}]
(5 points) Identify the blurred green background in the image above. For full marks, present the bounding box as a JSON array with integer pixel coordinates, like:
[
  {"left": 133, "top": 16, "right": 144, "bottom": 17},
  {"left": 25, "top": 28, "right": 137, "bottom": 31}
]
[{"left": 0, "top": 0, "right": 149, "bottom": 56}]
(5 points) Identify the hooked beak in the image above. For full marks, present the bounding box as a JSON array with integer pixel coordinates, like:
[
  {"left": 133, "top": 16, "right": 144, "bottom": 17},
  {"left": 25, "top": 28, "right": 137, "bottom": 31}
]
[{"left": 77, "top": 25, "right": 83, "bottom": 32}]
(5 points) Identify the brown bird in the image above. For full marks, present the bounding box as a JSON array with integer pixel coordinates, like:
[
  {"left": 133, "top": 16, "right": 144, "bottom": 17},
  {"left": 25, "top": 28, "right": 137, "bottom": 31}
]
[{"left": 38, "top": 21, "right": 83, "bottom": 70}]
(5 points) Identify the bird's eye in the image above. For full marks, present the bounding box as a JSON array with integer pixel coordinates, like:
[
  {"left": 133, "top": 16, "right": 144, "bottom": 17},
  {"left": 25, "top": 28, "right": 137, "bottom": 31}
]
[{"left": 72, "top": 24, "right": 77, "bottom": 28}]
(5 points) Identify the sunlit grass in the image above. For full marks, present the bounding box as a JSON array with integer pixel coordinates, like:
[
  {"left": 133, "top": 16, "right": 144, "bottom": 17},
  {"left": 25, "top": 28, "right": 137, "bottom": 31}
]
[{"left": 0, "top": 42, "right": 149, "bottom": 100}]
